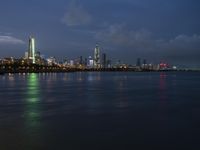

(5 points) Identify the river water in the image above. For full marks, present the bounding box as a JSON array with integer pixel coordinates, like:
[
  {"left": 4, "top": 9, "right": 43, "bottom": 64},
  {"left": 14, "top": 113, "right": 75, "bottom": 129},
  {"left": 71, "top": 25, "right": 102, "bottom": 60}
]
[{"left": 0, "top": 72, "right": 200, "bottom": 149}]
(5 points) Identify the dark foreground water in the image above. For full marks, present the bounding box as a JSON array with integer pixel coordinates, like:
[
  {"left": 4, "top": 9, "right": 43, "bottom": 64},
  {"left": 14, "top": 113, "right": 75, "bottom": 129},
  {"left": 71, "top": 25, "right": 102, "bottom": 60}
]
[{"left": 0, "top": 72, "right": 200, "bottom": 150}]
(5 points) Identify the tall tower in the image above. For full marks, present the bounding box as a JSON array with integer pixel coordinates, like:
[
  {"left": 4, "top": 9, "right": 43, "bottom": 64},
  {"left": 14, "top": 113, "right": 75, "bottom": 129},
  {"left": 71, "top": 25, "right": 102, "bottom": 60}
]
[
  {"left": 28, "top": 36, "right": 36, "bottom": 64},
  {"left": 136, "top": 58, "right": 141, "bottom": 67},
  {"left": 102, "top": 53, "right": 107, "bottom": 69},
  {"left": 94, "top": 44, "right": 100, "bottom": 68}
]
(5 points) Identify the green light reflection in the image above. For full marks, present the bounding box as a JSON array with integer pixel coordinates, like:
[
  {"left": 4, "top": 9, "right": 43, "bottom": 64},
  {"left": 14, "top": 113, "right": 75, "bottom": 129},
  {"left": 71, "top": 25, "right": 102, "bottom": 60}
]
[
  {"left": 27, "top": 73, "right": 39, "bottom": 103},
  {"left": 25, "top": 73, "right": 41, "bottom": 127}
]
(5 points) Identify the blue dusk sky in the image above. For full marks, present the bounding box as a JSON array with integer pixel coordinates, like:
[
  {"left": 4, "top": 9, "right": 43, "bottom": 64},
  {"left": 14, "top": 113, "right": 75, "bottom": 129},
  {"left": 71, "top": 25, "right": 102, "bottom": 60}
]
[{"left": 0, "top": 0, "right": 200, "bottom": 67}]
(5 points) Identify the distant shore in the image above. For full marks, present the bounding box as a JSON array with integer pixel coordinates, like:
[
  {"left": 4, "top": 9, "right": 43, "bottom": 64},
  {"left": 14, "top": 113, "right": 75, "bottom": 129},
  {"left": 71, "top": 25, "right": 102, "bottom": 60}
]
[{"left": 0, "top": 67, "right": 199, "bottom": 75}]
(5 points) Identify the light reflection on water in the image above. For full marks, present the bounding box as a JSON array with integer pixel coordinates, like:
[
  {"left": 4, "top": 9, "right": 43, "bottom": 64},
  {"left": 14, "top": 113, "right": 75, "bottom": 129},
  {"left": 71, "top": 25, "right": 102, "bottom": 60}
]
[
  {"left": 25, "top": 73, "right": 41, "bottom": 129},
  {"left": 87, "top": 72, "right": 101, "bottom": 81},
  {"left": 159, "top": 73, "right": 167, "bottom": 103}
]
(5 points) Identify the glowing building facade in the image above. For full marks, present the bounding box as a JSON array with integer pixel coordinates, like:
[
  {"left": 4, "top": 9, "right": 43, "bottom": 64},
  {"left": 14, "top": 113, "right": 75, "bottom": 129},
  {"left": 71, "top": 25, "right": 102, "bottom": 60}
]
[
  {"left": 28, "top": 37, "right": 36, "bottom": 64},
  {"left": 94, "top": 44, "right": 100, "bottom": 68}
]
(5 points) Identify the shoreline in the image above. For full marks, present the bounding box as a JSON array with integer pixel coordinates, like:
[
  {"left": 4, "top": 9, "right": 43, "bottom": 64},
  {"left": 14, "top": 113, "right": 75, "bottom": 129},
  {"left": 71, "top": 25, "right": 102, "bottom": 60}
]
[{"left": 0, "top": 69, "right": 199, "bottom": 75}]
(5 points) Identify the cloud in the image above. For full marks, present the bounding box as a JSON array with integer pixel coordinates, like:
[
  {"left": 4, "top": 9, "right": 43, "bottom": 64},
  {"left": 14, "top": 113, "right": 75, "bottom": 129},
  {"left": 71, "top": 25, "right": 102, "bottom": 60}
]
[
  {"left": 95, "top": 24, "right": 154, "bottom": 48},
  {"left": 95, "top": 24, "right": 200, "bottom": 65},
  {"left": 96, "top": 24, "right": 200, "bottom": 53},
  {"left": 61, "top": 0, "right": 92, "bottom": 26},
  {"left": 168, "top": 34, "right": 200, "bottom": 49},
  {"left": 158, "top": 34, "right": 200, "bottom": 60},
  {"left": 0, "top": 35, "right": 25, "bottom": 45}
]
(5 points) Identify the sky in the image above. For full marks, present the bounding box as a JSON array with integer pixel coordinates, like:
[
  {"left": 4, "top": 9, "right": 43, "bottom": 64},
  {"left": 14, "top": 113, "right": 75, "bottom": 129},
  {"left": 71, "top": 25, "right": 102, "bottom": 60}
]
[{"left": 0, "top": 0, "right": 200, "bottom": 67}]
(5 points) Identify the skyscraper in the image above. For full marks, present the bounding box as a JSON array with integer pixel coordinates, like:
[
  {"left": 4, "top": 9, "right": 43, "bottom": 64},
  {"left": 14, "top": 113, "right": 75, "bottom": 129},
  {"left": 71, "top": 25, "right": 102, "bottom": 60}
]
[
  {"left": 79, "top": 56, "right": 83, "bottom": 65},
  {"left": 88, "top": 56, "right": 94, "bottom": 68},
  {"left": 136, "top": 58, "right": 141, "bottom": 67},
  {"left": 143, "top": 59, "right": 147, "bottom": 65},
  {"left": 94, "top": 44, "right": 100, "bottom": 68},
  {"left": 102, "top": 53, "right": 107, "bottom": 69},
  {"left": 28, "top": 36, "right": 36, "bottom": 64}
]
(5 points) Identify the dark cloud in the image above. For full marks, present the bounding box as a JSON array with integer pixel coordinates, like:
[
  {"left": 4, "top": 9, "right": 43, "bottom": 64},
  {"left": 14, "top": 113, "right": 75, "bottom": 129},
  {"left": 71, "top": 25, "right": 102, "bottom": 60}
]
[
  {"left": 95, "top": 24, "right": 200, "bottom": 66},
  {"left": 158, "top": 35, "right": 200, "bottom": 66},
  {"left": 61, "top": 0, "right": 92, "bottom": 26},
  {"left": 95, "top": 24, "right": 153, "bottom": 48}
]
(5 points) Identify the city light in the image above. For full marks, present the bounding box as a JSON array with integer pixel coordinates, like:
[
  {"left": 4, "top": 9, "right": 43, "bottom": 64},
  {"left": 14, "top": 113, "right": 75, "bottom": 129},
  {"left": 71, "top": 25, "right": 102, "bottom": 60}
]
[{"left": 0, "top": 36, "right": 180, "bottom": 74}]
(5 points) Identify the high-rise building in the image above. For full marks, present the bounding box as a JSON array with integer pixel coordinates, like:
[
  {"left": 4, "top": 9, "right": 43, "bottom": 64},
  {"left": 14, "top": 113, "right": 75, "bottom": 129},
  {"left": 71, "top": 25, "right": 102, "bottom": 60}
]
[
  {"left": 107, "top": 59, "right": 112, "bottom": 68},
  {"left": 102, "top": 53, "right": 107, "bottom": 69},
  {"left": 94, "top": 44, "right": 100, "bottom": 68},
  {"left": 28, "top": 36, "right": 36, "bottom": 64},
  {"left": 25, "top": 52, "right": 29, "bottom": 59},
  {"left": 143, "top": 59, "right": 147, "bottom": 65},
  {"left": 35, "top": 51, "right": 41, "bottom": 58},
  {"left": 136, "top": 58, "right": 141, "bottom": 67},
  {"left": 142, "top": 59, "right": 147, "bottom": 69},
  {"left": 79, "top": 56, "right": 83, "bottom": 65},
  {"left": 84, "top": 58, "right": 88, "bottom": 66},
  {"left": 35, "top": 51, "right": 42, "bottom": 64},
  {"left": 47, "top": 57, "right": 56, "bottom": 66},
  {"left": 88, "top": 56, "right": 94, "bottom": 68}
]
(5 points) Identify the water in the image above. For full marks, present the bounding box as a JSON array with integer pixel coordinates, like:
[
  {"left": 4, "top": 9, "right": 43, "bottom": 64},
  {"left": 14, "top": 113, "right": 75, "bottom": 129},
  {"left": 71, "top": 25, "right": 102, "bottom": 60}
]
[{"left": 0, "top": 72, "right": 200, "bottom": 150}]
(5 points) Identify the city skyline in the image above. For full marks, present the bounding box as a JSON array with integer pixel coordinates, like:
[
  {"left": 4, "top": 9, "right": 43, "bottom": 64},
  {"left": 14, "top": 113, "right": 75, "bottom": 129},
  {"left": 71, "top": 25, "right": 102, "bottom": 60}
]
[{"left": 0, "top": 0, "right": 200, "bottom": 68}]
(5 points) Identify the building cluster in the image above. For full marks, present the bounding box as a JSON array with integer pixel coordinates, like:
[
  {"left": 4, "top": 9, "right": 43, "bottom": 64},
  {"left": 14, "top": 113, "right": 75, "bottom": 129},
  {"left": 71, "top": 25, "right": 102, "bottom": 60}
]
[
  {"left": 23, "top": 37, "right": 112, "bottom": 69},
  {"left": 135, "top": 58, "right": 177, "bottom": 71},
  {"left": 23, "top": 37, "right": 46, "bottom": 65},
  {"left": 0, "top": 36, "right": 178, "bottom": 72},
  {"left": 61, "top": 44, "right": 112, "bottom": 69}
]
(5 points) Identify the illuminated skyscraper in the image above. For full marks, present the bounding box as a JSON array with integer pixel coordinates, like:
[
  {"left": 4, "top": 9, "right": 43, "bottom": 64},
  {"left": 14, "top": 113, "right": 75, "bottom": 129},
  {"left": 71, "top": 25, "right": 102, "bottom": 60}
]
[
  {"left": 94, "top": 44, "right": 100, "bottom": 68},
  {"left": 28, "top": 37, "right": 36, "bottom": 64},
  {"left": 88, "top": 56, "right": 94, "bottom": 68}
]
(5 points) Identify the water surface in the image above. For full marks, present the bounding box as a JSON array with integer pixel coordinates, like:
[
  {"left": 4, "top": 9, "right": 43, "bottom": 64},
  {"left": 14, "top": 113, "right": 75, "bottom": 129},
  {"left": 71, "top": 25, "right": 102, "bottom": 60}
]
[{"left": 0, "top": 72, "right": 200, "bottom": 149}]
